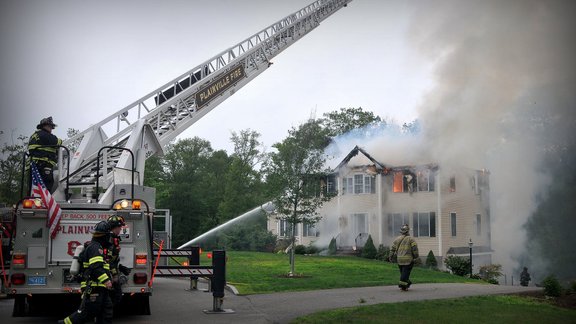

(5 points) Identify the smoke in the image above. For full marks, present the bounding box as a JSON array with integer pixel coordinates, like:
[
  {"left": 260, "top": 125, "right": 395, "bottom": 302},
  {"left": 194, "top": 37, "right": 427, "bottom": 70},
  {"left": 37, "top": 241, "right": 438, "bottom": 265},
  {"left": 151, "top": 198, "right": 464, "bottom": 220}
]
[
  {"left": 407, "top": 0, "right": 576, "bottom": 277},
  {"left": 318, "top": 0, "right": 576, "bottom": 280}
]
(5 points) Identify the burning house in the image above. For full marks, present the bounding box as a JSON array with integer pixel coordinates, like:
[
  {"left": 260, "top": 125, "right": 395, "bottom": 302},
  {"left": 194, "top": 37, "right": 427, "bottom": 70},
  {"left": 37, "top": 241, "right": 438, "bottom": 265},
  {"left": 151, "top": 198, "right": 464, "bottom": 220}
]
[{"left": 268, "top": 145, "right": 492, "bottom": 270}]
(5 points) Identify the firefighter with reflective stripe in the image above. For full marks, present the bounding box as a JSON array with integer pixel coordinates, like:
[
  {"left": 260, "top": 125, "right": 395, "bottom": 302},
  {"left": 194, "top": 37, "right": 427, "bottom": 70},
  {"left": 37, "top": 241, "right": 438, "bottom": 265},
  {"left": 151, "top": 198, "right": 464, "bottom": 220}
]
[
  {"left": 389, "top": 224, "right": 419, "bottom": 291},
  {"left": 107, "top": 215, "right": 131, "bottom": 306},
  {"left": 60, "top": 221, "right": 113, "bottom": 324},
  {"left": 28, "top": 116, "right": 62, "bottom": 193}
]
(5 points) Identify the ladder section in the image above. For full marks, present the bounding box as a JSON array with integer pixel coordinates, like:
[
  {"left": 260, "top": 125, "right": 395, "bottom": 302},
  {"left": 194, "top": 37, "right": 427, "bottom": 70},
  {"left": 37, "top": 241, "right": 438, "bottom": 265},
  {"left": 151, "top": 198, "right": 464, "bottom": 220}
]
[{"left": 60, "top": 0, "right": 352, "bottom": 192}]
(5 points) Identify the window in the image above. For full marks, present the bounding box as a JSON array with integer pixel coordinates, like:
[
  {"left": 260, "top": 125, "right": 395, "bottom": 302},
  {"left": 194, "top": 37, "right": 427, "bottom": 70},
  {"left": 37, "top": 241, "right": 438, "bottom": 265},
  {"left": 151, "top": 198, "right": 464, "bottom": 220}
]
[
  {"left": 343, "top": 174, "right": 374, "bottom": 194},
  {"left": 417, "top": 170, "right": 435, "bottom": 192},
  {"left": 303, "top": 223, "right": 317, "bottom": 237},
  {"left": 354, "top": 174, "right": 363, "bottom": 194},
  {"left": 450, "top": 176, "right": 456, "bottom": 192},
  {"left": 393, "top": 170, "right": 417, "bottom": 193},
  {"left": 388, "top": 213, "right": 409, "bottom": 236},
  {"left": 326, "top": 174, "right": 337, "bottom": 194},
  {"left": 279, "top": 220, "right": 297, "bottom": 237},
  {"left": 412, "top": 212, "right": 436, "bottom": 237},
  {"left": 342, "top": 177, "right": 353, "bottom": 195},
  {"left": 451, "top": 212, "right": 457, "bottom": 236},
  {"left": 476, "top": 214, "right": 481, "bottom": 235},
  {"left": 393, "top": 172, "right": 403, "bottom": 192}
]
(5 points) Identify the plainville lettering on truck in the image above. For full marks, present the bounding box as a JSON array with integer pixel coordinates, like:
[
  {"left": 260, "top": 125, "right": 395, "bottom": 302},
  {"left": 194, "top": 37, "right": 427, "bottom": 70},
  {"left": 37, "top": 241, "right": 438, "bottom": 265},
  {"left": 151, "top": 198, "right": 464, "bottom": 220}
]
[
  {"left": 194, "top": 64, "right": 245, "bottom": 108},
  {"left": 57, "top": 225, "right": 93, "bottom": 235}
]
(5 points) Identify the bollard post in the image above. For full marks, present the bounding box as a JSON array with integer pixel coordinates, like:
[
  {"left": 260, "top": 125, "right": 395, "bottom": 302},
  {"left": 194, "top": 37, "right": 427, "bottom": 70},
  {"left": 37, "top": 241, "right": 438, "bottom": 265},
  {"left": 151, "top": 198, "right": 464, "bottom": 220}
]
[
  {"left": 203, "top": 250, "right": 234, "bottom": 314},
  {"left": 188, "top": 246, "right": 200, "bottom": 290}
]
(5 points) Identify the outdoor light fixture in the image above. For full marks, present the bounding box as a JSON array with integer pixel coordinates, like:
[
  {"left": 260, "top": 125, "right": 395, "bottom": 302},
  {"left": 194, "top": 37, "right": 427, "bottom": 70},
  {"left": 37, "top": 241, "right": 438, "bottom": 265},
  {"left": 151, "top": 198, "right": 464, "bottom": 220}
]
[{"left": 468, "top": 238, "right": 473, "bottom": 278}]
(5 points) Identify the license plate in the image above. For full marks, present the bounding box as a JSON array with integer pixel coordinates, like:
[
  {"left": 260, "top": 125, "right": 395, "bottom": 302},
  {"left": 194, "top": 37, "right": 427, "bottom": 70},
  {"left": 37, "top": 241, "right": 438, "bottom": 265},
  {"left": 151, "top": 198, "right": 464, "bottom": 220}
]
[{"left": 27, "top": 276, "right": 47, "bottom": 286}]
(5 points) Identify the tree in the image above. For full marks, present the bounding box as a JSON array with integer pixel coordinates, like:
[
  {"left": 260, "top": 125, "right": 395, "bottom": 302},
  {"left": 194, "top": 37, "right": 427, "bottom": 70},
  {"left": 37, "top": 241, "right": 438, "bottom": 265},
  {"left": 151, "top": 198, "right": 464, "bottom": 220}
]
[
  {"left": 217, "top": 129, "right": 267, "bottom": 222},
  {"left": 264, "top": 119, "right": 334, "bottom": 275},
  {"left": 426, "top": 250, "right": 438, "bottom": 269},
  {"left": 0, "top": 133, "right": 27, "bottom": 204},
  {"left": 361, "top": 235, "right": 377, "bottom": 259},
  {"left": 321, "top": 107, "right": 382, "bottom": 137}
]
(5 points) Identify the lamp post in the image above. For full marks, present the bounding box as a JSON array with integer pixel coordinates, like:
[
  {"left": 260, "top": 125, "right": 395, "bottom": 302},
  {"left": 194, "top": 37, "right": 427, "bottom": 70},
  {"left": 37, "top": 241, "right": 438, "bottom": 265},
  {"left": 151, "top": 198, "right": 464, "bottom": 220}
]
[{"left": 468, "top": 238, "right": 473, "bottom": 278}]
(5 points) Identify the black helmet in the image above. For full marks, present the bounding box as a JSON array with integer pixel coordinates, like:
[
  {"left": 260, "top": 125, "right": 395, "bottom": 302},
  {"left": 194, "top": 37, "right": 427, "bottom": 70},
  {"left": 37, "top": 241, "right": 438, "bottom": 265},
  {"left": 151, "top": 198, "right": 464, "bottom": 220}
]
[
  {"left": 92, "top": 221, "right": 111, "bottom": 237},
  {"left": 107, "top": 215, "right": 126, "bottom": 229},
  {"left": 36, "top": 116, "right": 57, "bottom": 130},
  {"left": 400, "top": 224, "right": 410, "bottom": 235}
]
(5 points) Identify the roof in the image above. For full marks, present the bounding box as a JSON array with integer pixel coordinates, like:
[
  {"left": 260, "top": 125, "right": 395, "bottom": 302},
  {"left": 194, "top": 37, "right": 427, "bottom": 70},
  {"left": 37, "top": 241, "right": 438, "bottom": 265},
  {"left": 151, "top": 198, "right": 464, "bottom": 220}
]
[{"left": 335, "top": 145, "right": 386, "bottom": 171}]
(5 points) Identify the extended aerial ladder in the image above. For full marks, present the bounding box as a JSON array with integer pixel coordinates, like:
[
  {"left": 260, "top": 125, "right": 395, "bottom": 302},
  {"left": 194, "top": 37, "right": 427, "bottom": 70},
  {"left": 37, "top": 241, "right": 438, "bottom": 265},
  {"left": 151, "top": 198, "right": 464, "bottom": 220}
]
[{"left": 57, "top": 0, "right": 352, "bottom": 205}]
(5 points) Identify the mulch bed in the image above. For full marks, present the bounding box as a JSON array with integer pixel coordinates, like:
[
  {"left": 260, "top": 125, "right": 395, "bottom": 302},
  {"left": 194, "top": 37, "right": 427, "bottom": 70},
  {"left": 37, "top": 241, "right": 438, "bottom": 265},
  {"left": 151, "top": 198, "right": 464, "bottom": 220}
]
[{"left": 512, "top": 290, "right": 576, "bottom": 310}]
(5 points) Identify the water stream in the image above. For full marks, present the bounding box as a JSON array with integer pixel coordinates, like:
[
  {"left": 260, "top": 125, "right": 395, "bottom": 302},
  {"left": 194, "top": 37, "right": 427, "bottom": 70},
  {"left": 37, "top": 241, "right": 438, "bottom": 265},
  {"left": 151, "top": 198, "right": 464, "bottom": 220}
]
[{"left": 177, "top": 201, "right": 275, "bottom": 249}]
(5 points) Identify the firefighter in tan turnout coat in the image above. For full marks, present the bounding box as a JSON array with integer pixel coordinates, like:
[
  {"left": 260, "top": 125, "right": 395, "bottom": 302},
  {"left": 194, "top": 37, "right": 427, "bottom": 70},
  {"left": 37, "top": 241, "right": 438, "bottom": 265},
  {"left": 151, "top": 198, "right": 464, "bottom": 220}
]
[{"left": 389, "top": 224, "right": 419, "bottom": 291}]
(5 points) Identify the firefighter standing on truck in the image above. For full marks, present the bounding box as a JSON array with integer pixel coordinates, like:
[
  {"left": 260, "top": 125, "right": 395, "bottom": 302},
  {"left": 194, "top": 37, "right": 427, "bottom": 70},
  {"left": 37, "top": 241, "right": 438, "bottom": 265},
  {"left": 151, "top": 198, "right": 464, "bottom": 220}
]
[
  {"left": 107, "top": 215, "right": 131, "bottom": 307},
  {"left": 28, "top": 116, "right": 62, "bottom": 193},
  {"left": 60, "top": 221, "right": 114, "bottom": 324}
]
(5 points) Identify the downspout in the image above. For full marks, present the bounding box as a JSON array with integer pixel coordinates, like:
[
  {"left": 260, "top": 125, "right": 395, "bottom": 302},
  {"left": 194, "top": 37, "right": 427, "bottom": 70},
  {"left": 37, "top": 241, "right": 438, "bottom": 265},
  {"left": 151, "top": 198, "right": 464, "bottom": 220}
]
[
  {"left": 437, "top": 170, "right": 443, "bottom": 258},
  {"left": 377, "top": 173, "right": 382, "bottom": 245}
]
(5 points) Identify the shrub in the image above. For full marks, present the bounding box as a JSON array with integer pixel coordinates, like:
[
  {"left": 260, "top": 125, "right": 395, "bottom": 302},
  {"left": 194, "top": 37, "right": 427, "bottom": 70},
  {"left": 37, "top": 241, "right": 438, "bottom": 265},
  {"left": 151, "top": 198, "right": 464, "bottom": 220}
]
[
  {"left": 478, "top": 264, "right": 502, "bottom": 284},
  {"left": 361, "top": 235, "right": 377, "bottom": 259},
  {"left": 328, "top": 237, "right": 337, "bottom": 255},
  {"left": 375, "top": 244, "right": 390, "bottom": 261},
  {"left": 294, "top": 245, "right": 307, "bottom": 255},
  {"left": 305, "top": 245, "right": 319, "bottom": 255},
  {"left": 425, "top": 250, "right": 438, "bottom": 269},
  {"left": 444, "top": 255, "right": 471, "bottom": 277},
  {"left": 571, "top": 280, "right": 576, "bottom": 293},
  {"left": 542, "top": 275, "right": 562, "bottom": 297}
]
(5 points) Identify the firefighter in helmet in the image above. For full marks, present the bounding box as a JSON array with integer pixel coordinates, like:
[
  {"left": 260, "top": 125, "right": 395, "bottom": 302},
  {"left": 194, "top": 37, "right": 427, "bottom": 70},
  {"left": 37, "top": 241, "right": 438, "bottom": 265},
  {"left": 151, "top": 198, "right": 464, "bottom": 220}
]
[
  {"left": 28, "top": 116, "right": 62, "bottom": 193},
  {"left": 107, "top": 215, "right": 131, "bottom": 306},
  {"left": 60, "top": 221, "right": 113, "bottom": 324},
  {"left": 389, "top": 224, "right": 419, "bottom": 291}
]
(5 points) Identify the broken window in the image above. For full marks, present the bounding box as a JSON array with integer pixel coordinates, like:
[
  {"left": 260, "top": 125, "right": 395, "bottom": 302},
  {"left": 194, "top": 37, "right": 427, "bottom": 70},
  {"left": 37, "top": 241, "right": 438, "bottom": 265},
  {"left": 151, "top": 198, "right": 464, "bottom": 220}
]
[
  {"left": 412, "top": 212, "right": 436, "bottom": 237},
  {"left": 450, "top": 176, "right": 456, "bottom": 192},
  {"left": 451, "top": 212, "right": 457, "bottom": 236},
  {"left": 393, "top": 172, "right": 403, "bottom": 192},
  {"left": 403, "top": 170, "right": 416, "bottom": 192}
]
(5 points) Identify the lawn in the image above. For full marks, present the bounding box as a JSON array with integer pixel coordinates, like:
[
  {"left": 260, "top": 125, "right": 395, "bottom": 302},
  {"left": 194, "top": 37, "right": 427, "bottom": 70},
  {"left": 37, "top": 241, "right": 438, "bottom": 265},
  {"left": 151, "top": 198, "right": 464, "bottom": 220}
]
[
  {"left": 218, "top": 251, "right": 477, "bottom": 295},
  {"left": 291, "top": 295, "right": 576, "bottom": 323}
]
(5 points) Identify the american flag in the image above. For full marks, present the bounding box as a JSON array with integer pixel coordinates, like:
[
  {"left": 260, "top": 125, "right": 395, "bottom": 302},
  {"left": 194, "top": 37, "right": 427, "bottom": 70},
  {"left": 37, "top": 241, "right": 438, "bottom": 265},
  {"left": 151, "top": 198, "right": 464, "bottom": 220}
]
[{"left": 31, "top": 161, "right": 62, "bottom": 239}]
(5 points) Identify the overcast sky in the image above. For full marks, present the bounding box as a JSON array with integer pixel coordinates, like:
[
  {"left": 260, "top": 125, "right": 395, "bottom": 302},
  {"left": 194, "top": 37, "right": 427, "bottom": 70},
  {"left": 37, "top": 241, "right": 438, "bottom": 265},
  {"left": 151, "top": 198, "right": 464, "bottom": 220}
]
[{"left": 0, "top": 0, "right": 431, "bottom": 152}]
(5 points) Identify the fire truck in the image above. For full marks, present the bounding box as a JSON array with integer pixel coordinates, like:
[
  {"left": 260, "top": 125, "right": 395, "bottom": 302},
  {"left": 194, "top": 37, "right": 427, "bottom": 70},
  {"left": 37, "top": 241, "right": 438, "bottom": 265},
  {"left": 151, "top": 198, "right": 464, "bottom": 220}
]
[{"left": 4, "top": 0, "right": 352, "bottom": 316}]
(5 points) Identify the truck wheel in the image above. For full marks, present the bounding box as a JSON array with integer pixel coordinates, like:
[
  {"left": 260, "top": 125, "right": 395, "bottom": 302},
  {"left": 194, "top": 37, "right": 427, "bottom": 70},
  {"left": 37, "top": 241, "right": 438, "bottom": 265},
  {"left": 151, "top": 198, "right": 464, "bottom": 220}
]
[
  {"left": 139, "top": 295, "right": 151, "bottom": 315},
  {"left": 12, "top": 295, "right": 27, "bottom": 317}
]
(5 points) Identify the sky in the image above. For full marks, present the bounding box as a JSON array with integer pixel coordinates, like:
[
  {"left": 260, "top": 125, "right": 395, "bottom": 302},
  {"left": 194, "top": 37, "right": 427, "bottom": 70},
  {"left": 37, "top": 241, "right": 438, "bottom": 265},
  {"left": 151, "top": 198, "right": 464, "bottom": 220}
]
[
  {"left": 2, "top": 0, "right": 575, "bottom": 279},
  {"left": 0, "top": 0, "right": 431, "bottom": 152}
]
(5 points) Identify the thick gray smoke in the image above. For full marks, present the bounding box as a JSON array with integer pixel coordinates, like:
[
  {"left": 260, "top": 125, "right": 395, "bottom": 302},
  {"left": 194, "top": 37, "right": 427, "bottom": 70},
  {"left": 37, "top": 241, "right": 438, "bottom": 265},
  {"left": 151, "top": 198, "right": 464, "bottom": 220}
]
[{"left": 408, "top": 0, "right": 576, "bottom": 277}]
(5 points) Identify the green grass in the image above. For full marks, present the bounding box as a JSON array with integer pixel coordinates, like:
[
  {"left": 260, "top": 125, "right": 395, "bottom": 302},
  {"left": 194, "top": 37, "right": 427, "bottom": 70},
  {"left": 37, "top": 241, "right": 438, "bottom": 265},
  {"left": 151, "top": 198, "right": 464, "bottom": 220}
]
[
  {"left": 291, "top": 295, "right": 576, "bottom": 323},
  {"left": 222, "top": 251, "right": 477, "bottom": 295}
]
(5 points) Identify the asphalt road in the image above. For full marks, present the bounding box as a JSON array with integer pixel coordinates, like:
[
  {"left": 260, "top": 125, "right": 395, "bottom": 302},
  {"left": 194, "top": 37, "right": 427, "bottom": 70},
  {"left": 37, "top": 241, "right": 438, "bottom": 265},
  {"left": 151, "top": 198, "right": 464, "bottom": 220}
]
[{"left": 0, "top": 278, "right": 541, "bottom": 323}]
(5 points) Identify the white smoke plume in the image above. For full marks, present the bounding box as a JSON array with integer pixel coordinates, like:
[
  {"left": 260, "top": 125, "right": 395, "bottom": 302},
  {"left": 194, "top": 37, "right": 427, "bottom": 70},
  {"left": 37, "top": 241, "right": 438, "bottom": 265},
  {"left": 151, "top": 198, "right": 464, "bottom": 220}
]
[
  {"left": 323, "top": 0, "right": 575, "bottom": 279},
  {"left": 407, "top": 0, "right": 576, "bottom": 277}
]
